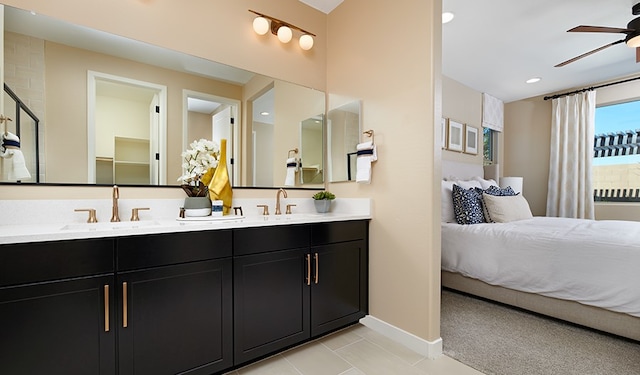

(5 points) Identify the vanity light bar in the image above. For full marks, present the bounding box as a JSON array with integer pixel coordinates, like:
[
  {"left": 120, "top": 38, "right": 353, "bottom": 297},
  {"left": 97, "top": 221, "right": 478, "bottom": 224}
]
[{"left": 249, "top": 9, "right": 316, "bottom": 50}]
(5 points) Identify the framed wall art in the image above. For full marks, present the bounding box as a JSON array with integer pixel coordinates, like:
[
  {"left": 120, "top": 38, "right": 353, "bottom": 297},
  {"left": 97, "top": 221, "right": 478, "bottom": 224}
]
[
  {"left": 465, "top": 125, "right": 478, "bottom": 155},
  {"left": 447, "top": 120, "right": 464, "bottom": 152}
]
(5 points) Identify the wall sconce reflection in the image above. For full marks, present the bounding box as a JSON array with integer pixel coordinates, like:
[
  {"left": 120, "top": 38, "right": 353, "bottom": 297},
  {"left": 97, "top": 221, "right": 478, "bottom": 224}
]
[{"left": 249, "top": 9, "right": 315, "bottom": 50}]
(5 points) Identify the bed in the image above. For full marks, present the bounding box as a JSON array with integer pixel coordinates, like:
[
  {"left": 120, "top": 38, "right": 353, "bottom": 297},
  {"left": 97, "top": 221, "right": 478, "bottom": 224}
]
[{"left": 440, "top": 160, "right": 640, "bottom": 342}]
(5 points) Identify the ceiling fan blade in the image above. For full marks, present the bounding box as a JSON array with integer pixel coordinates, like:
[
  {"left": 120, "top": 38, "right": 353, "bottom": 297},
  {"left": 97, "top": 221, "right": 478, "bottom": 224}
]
[
  {"left": 555, "top": 39, "right": 626, "bottom": 67},
  {"left": 567, "top": 25, "right": 633, "bottom": 33}
]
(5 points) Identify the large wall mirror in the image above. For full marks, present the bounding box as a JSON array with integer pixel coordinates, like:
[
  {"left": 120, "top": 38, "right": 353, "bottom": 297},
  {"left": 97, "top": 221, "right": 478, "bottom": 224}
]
[
  {"left": 0, "top": 4, "right": 324, "bottom": 189},
  {"left": 327, "top": 95, "right": 361, "bottom": 182}
]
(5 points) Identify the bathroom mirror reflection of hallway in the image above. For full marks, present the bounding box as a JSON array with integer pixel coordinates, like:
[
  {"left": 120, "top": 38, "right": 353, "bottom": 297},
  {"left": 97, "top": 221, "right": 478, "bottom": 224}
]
[{"left": 91, "top": 72, "right": 167, "bottom": 185}]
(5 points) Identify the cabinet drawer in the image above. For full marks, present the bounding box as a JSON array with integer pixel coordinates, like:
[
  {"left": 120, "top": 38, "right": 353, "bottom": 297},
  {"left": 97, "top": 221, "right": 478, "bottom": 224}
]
[
  {"left": 0, "top": 239, "right": 114, "bottom": 287},
  {"left": 311, "top": 220, "right": 368, "bottom": 245},
  {"left": 234, "top": 225, "right": 309, "bottom": 256},
  {"left": 117, "top": 230, "right": 232, "bottom": 271}
]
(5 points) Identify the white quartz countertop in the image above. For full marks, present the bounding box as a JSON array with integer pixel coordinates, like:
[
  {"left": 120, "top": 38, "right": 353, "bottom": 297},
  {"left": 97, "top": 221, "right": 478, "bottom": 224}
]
[{"left": 0, "top": 198, "right": 371, "bottom": 245}]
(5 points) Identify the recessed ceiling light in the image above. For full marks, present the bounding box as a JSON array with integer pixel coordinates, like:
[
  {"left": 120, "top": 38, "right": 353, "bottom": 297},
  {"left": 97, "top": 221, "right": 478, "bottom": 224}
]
[
  {"left": 526, "top": 77, "right": 541, "bottom": 84},
  {"left": 442, "top": 12, "right": 454, "bottom": 24},
  {"left": 260, "top": 111, "right": 270, "bottom": 116}
]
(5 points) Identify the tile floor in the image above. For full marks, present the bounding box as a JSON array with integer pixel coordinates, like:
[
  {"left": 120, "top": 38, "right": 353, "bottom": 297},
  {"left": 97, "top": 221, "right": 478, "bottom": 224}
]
[{"left": 225, "top": 324, "right": 483, "bottom": 375}]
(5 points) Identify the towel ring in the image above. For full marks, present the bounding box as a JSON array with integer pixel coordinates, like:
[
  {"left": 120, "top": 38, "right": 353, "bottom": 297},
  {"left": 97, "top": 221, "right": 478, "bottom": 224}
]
[
  {"left": 363, "top": 130, "right": 374, "bottom": 143},
  {"left": 288, "top": 148, "right": 299, "bottom": 158}
]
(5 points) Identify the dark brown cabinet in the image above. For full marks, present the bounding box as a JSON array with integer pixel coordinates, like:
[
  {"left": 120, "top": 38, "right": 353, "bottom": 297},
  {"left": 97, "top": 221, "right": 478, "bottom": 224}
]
[
  {"left": 0, "top": 219, "right": 368, "bottom": 375},
  {"left": 0, "top": 239, "right": 115, "bottom": 375},
  {"left": 310, "top": 240, "right": 367, "bottom": 336},
  {"left": 117, "top": 231, "right": 233, "bottom": 375},
  {"left": 233, "top": 221, "right": 368, "bottom": 366}
]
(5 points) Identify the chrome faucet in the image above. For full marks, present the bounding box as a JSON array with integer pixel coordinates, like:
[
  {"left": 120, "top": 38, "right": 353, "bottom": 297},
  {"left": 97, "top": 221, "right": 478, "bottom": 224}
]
[
  {"left": 111, "top": 185, "right": 120, "bottom": 222},
  {"left": 275, "top": 188, "right": 287, "bottom": 215}
]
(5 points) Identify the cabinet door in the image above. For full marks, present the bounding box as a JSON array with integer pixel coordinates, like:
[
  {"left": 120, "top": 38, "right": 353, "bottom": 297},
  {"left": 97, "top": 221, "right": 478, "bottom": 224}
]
[
  {"left": 234, "top": 248, "right": 310, "bottom": 365},
  {"left": 117, "top": 259, "right": 232, "bottom": 375},
  {"left": 310, "top": 240, "right": 368, "bottom": 337},
  {"left": 0, "top": 275, "right": 116, "bottom": 375}
]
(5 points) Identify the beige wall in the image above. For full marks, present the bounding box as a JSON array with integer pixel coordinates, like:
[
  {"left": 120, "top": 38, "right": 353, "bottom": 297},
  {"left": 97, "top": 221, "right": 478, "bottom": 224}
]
[
  {"left": 441, "top": 76, "right": 484, "bottom": 166},
  {"left": 1, "top": 0, "right": 444, "bottom": 346},
  {"left": 326, "top": 0, "right": 442, "bottom": 342},
  {"left": 187, "top": 112, "right": 212, "bottom": 144},
  {"left": 503, "top": 96, "right": 551, "bottom": 216}
]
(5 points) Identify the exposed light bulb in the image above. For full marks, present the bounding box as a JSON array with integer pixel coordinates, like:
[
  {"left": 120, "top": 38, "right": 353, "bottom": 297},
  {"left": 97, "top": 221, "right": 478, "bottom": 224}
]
[
  {"left": 253, "top": 16, "right": 269, "bottom": 35},
  {"left": 299, "top": 34, "right": 314, "bottom": 50},
  {"left": 277, "top": 26, "right": 292, "bottom": 43}
]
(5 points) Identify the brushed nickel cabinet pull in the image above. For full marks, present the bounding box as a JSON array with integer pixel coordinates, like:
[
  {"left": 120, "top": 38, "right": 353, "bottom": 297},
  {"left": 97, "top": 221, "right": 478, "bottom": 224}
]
[
  {"left": 305, "top": 254, "right": 311, "bottom": 286},
  {"left": 314, "top": 253, "right": 319, "bottom": 284},
  {"left": 104, "top": 285, "right": 109, "bottom": 332},
  {"left": 123, "top": 282, "right": 128, "bottom": 328}
]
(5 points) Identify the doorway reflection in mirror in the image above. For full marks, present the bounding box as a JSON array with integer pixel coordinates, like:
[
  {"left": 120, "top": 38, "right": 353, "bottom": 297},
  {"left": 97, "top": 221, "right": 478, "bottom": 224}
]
[{"left": 327, "top": 97, "right": 361, "bottom": 183}]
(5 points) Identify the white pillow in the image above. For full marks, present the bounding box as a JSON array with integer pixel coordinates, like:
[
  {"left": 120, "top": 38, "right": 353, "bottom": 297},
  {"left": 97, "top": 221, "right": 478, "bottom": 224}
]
[
  {"left": 472, "top": 176, "right": 498, "bottom": 189},
  {"left": 482, "top": 193, "right": 533, "bottom": 223},
  {"left": 441, "top": 180, "right": 457, "bottom": 223},
  {"left": 455, "top": 179, "right": 482, "bottom": 189}
]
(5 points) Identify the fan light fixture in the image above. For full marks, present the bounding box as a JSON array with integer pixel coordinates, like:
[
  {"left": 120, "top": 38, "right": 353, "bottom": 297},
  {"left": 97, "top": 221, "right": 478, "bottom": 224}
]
[
  {"left": 249, "top": 9, "right": 316, "bottom": 51},
  {"left": 627, "top": 33, "right": 640, "bottom": 48}
]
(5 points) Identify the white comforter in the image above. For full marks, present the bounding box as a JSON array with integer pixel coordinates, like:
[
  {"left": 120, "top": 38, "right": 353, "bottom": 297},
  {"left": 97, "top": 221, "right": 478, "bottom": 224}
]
[{"left": 441, "top": 216, "right": 640, "bottom": 317}]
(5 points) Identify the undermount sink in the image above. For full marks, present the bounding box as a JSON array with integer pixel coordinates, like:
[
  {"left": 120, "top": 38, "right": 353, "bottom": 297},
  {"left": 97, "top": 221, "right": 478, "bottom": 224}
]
[{"left": 61, "top": 220, "right": 161, "bottom": 231}]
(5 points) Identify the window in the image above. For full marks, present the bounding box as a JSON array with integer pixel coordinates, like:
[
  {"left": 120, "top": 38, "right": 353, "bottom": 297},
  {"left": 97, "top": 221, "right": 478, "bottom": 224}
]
[
  {"left": 483, "top": 127, "right": 495, "bottom": 164},
  {"left": 593, "top": 100, "right": 640, "bottom": 202}
]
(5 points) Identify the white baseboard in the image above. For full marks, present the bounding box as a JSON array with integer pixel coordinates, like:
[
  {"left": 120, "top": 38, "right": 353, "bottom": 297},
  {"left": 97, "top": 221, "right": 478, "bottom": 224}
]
[{"left": 359, "top": 315, "right": 443, "bottom": 359}]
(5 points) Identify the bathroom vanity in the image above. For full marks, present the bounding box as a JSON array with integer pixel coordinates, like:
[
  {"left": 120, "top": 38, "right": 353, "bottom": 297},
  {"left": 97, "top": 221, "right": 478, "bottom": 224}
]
[{"left": 0, "top": 215, "right": 369, "bottom": 375}]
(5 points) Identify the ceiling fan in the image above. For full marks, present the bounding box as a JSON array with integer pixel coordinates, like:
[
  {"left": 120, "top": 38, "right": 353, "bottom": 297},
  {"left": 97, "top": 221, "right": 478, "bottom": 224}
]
[{"left": 555, "top": 2, "right": 640, "bottom": 67}]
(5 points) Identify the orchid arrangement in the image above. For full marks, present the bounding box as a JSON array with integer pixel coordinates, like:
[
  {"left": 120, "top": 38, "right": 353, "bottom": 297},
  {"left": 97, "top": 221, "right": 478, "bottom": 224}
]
[{"left": 177, "top": 139, "right": 220, "bottom": 197}]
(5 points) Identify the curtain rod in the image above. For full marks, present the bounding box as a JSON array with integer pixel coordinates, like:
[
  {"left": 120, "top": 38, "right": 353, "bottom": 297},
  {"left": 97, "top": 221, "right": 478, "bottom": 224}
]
[{"left": 543, "top": 75, "right": 640, "bottom": 101}]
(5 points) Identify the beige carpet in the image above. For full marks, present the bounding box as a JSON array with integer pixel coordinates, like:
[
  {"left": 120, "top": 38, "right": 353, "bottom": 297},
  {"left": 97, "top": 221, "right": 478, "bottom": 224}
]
[{"left": 441, "top": 289, "right": 640, "bottom": 375}]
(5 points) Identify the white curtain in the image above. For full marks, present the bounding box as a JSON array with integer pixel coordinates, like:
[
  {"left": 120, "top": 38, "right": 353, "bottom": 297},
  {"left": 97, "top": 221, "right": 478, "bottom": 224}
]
[{"left": 546, "top": 91, "right": 595, "bottom": 219}]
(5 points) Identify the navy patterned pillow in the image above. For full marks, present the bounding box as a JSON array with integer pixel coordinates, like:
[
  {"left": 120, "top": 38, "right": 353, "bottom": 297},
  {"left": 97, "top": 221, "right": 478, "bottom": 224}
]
[
  {"left": 452, "top": 184, "right": 486, "bottom": 225},
  {"left": 484, "top": 185, "right": 517, "bottom": 196}
]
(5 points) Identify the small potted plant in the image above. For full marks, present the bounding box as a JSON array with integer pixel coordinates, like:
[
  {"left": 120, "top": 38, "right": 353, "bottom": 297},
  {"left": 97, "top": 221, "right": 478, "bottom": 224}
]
[{"left": 312, "top": 191, "right": 336, "bottom": 213}]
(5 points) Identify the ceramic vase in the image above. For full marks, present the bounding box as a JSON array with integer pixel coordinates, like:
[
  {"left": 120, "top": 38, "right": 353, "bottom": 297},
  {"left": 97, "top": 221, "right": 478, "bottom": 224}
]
[
  {"left": 208, "top": 139, "right": 232, "bottom": 215},
  {"left": 183, "top": 196, "right": 212, "bottom": 217}
]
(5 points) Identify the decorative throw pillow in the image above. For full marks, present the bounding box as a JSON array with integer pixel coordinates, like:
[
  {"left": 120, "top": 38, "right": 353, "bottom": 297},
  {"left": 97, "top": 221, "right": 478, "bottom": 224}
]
[
  {"left": 484, "top": 185, "right": 517, "bottom": 196},
  {"left": 482, "top": 193, "right": 533, "bottom": 223},
  {"left": 482, "top": 185, "right": 518, "bottom": 222},
  {"left": 452, "top": 184, "right": 486, "bottom": 225}
]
